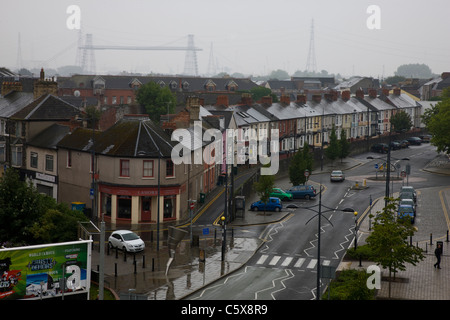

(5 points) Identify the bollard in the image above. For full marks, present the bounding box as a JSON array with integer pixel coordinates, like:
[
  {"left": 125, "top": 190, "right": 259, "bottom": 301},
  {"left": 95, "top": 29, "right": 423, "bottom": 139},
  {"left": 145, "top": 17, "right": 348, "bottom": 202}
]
[
  {"left": 124, "top": 250, "right": 127, "bottom": 262},
  {"left": 115, "top": 263, "right": 117, "bottom": 277},
  {"left": 133, "top": 260, "right": 137, "bottom": 274},
  {"left": 430, "top": 233, "right": 433, "bottom": 246},
  {"left": 142, "top": 255, "right": 146, "bottom": 268},
  {"left": 447, "top": 230, "right": 449, "bottom": 242},
  {"left": 107, "top": 244, "right": 110, "bottom": 256},
  {"left": 152, "top": 258, "right": 155, "bottom": 272},
  {"left": 115, "top": 247, "right": 118, "bottom": 259},
  {"left": 410, "top": 236, "right": 412, "bottom": 246}
]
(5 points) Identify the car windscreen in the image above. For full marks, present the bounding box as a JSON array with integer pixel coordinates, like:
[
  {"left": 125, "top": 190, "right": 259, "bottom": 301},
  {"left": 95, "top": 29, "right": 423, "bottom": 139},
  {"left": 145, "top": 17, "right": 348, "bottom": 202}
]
[{"left": 122, "top": 232, "right": 139, "bottom": 241}]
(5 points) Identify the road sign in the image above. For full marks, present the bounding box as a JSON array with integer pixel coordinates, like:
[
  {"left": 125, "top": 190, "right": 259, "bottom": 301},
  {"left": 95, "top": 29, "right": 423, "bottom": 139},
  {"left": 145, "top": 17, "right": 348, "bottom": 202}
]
[
  {"left": 374, "top": 163, "right": 379, "bottom": 169},
  {"left": 89, "top": 188, "right": 94, "bottom": 199},
  {"left": 304, "top": 170, "right": 310, "bottom": 177},
  {"left": 190, "top": 202, "right": 195, "bottom": 210},
  {"left": 203, "top": 228, "right": 209, "bottom": 235}
]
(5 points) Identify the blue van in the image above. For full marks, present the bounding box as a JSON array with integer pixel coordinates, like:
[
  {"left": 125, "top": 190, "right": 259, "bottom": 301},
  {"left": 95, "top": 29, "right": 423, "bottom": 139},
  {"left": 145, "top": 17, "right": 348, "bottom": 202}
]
[{"left": 287, "top": 185, "right": 317, "bottom": 200}]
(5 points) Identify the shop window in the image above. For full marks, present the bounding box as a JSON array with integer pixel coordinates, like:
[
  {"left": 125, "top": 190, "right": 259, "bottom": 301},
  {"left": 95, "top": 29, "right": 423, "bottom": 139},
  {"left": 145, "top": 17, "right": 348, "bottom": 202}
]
[{"left": 118, "top": 195, "right": 131, "bottom": 219}]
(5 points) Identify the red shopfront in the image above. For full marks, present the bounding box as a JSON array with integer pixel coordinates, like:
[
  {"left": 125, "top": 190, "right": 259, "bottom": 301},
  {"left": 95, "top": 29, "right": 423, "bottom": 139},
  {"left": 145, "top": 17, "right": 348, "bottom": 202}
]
[{"left": 98, "top": 184, "right": 181, "bottom": 224}]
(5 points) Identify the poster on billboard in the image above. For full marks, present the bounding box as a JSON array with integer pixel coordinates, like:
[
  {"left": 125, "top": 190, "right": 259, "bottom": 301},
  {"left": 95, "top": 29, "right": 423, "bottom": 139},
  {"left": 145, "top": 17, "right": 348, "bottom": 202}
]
[{"left": 0, "top": 240, "right": 92, "bottom": 300}]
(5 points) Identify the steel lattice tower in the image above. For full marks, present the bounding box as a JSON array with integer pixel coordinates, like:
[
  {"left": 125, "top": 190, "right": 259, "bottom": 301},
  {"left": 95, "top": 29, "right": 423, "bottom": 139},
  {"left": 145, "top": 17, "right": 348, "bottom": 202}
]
[
  {"left": 183, "top": 34, "right": 198, "bottom": 76},
  {"left": 305, "top": 19, "right": 317, "bottom": 73},
  {"left": 81, "top": 33, "right": 96, "bottom": 74}
]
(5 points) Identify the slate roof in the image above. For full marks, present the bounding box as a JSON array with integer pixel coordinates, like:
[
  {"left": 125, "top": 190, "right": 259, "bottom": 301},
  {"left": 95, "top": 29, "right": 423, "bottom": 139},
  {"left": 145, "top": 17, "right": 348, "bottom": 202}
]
[
  {"left": 57, "top": 116, "right": 175, "bottom": 158},
  {"left": 0, "top": 91, "right": 35, "bottom": 118},
  {"left": 10, "top": 94, "right": 81, "bottom": 120},
  {"left": 28, "top": 124, "right": 70, "bottom": 149}
]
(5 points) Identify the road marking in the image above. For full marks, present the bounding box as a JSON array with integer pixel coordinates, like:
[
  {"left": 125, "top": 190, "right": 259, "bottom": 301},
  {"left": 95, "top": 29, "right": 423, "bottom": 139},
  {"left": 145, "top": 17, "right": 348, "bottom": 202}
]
[
  {"left": 322, "top": 260, "right": 331, "bottom": 266},
  {"left": 281, "top": 257, "right": 293, "bottom": 267},
  {"left": 269, "top": 256, "right": 282, "bottom": 266},
  {"left": 256, "top": 255, "right": 269, "bottom": 265},
  {"left": 307, "top": 259, "right": 317, "bottom": 269},
  {"left": 294, "top": 258, "right": 306, "bottom": 268}
]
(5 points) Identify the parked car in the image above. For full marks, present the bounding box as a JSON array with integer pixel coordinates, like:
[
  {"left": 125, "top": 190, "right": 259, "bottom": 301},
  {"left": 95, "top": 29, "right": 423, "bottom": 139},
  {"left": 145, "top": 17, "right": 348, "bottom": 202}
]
[
  {"left": 287, "top": 185, "right": 317, "bottom": 200},
  {"left": 330, "top": 170, "right": 345, "bottom": 182},
  {"left": 406, "top": 137, "right": 422, "bottom": 145},
  {"left": 371, "top": 143, "right": 389, "bottom": 153},
  {"left": 270, "top": 188, "right": 293, "bottom": 201},
  {"left": 108, "top": 230, "right": 145, "bottom": 253},
  {"left": 399, "top": 199, "right": 416, "bottom": 213},
  {"left": 390, "top": 141, "right": 401, "bottom": 150},
  {"left": 401, "top": 186, "right": 417, "bottom": 202},
  {"left": 397, "top": 205, "right": 415, "bottom": 224},
  {"left": 419, "top": 134, "right": 431, "bottom": 143},
  {"left": 395, "top": 140, "right": 409, "bottom": 148},
  {"left": 399, "top": 191, "right": 416, "bottom": 204},
  {"left": 250, "top": 197, "right": 282, "bottom": 212}
]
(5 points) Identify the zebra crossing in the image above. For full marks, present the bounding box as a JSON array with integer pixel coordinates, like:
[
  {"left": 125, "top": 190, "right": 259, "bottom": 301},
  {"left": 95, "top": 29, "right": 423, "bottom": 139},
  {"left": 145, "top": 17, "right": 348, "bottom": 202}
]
[{"left": 254, "top": 254, "right": 331, "bottom": 270}]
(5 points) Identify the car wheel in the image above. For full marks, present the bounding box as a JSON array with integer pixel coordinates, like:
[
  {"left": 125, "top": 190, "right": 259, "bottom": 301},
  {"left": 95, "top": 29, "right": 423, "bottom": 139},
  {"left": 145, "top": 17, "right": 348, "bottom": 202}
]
[
  {"left": 275, "top": 207, "right": 280, "bottom": 212},
  {"left": 305, "top": 195, "right": 310, "bottom": 200},
  {"left": 254, "top": 207, "right": 259, "bottom": 211}
]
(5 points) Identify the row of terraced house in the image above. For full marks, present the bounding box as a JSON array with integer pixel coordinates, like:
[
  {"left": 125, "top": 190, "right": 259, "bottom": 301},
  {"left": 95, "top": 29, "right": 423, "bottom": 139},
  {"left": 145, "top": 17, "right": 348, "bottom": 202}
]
[{"left": 0, "top": 69, "right": 424, "bottom": 227}]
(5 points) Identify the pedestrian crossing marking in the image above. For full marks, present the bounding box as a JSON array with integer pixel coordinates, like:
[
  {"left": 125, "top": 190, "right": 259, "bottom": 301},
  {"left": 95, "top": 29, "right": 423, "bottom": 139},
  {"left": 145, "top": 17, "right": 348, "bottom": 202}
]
[
  {"left": 256, "top": 254, "right": 268, "bottom": 265},
  {"left": 281, "top": 257, "right": 293, "bottom": 267},
  {"left": 294, "top": 258, "right": 305, "bottom": 268},
  {"left": 307, "top": 259, "right": 317, "bottom": 269},
  {"left": 322, "top": 260, "right": 331, "bottom": 266},
  {"left": 269, "top": 256, "right": 281, "bottom": 266}
]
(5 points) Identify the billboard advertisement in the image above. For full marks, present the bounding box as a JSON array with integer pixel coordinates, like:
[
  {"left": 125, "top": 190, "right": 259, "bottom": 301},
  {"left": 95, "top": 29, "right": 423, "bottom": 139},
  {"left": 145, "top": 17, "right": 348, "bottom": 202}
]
[{"left": 0, "top": 240, "right": 92, "bottom": 300}]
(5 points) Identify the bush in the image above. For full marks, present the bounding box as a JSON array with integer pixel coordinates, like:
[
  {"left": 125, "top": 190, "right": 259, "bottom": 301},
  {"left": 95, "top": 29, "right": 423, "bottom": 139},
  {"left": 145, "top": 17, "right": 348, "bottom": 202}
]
[
  {"left": 323, "top": 269, "right": 376, "bottom": 300},
  {"left": 346, "top": 244, "right": 373, "bottom": 260}
]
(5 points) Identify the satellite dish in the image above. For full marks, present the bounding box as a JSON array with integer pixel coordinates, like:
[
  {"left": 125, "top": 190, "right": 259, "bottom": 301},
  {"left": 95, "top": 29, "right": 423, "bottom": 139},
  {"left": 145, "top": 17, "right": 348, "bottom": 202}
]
[{"left": 74, "top": 90, "right": 80, "bottom": 97}]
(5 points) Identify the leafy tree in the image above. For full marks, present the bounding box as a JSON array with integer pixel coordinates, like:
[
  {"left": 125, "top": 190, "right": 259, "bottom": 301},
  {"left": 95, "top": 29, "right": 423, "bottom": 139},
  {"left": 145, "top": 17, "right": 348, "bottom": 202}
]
[
  {"left": 0, "top": 168, "right": 88, "bottom": 246},
  {"left": 325, "top": 126, "right": 339, "bottom": 164},
  {"left": 249, "top": 86, "right": 278, "bottom": 103},
  {"left": 422, "top": 92, "right": 450, "bottom": 154},
  {"left": 253, "top": 165, "right": 275, "bottom": 216},
  {"left": 268, "top": 69, "right": 289, "bottom": 80},
  {"left": 365, "top": 198, "right": 425, "bottom": 298},
  {"left": 394, "top": 63, "right": 434, "bottom": 79},
  {"left": 384, "top": 75, "right": 406, "bottom": 85},
  {"left": 338, "top": 129, "right": 351, "bottom": 162},
  {"left": 390, "top": 110, "right": 412, "bottom": 132},
  {"left": 135, "top": 81, "right": 176, "bottom": 123},
  {"left": 289, "top": 142, "right": 312, "bottom": 186}
]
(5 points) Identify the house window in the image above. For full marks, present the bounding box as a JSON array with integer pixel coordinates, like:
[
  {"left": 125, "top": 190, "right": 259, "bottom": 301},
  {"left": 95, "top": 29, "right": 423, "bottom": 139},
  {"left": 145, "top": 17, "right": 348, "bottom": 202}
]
[
  {"left": 127, "top": 96, "right": 132, "bottom": 104},
  {"left": 166, "top": 159, "right": 174, "bottom": 177},
  {"left": 0, "top": 143, "right": 5, "bottom": 162},
  {"left": 45, "top": 155, "right": 54, "bottom": 172},
  {"left": 120, "top": 159, "right": 130, "bottom": 177},
  {"left": 112, "top": 96, "right": 117, "bottom": 104},
  {"left": 67, "top": 150, "right": 72, "bottom": 168},
  {"left": 11, "top": 146, "right": 22, "bottom": 166},
  {"left": 30, "top": 152, "right": 38, "bottom": 168},
  {"left": 143, "top": 160, "right": 154, "bottom": 177}
]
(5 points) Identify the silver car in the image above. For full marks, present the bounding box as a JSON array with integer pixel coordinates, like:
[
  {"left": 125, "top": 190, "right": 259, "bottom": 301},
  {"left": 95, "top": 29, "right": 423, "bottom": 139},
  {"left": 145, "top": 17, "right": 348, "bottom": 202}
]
[{"left": 330, "top": 170, "right": 345, "bottom": 182}]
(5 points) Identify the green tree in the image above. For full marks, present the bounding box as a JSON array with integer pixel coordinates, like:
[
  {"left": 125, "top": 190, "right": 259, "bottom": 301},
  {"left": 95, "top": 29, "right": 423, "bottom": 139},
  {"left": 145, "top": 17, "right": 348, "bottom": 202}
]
[
  {"left": 390, "top": 110, "right": 412, "bottom": 132},
  {"left": 338, "top": 129, "right": 351, "bottom": 162},
  {"left": 365, "top": 198, "right": 425, "bottom": 298},
  {"left": 135, "top": 81, "right": 176, "bottom": 123},
  {"left": 325, "top": 126, "right": 339, "bottom": 164},
  {"left": 253, "top": 166, "right": 275, "bottom": 216},
  {"left": 289, "top": 142, "right": 312, "bottom": 186},
  {"left": 394, "top": 63, "right": 434, "bottom": 79},
  {"left": 422, "top": 93, "right": 450, "bottom": 154}
]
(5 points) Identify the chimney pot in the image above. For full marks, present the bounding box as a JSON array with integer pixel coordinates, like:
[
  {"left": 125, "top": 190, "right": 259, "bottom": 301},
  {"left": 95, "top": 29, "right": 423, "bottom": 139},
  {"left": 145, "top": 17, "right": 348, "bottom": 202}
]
[{"left": 341, "top": 90, "right": 350, "bottom": 101}]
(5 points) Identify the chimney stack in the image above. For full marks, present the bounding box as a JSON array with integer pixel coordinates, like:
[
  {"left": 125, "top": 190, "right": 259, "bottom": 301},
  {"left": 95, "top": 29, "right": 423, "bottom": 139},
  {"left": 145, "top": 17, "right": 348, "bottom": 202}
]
[
  {"left": 280, "top": 94, "right": 290, "bottom": 105},
  {"left": 393, "top": 88, "right": 401, "bottom": 96},
  {"left": 240, "top": 93, "right": 252, "bottom": 106},
  {"left": 296, "top": 94, "right": 307, "bottom": 104},
  {"left": 341, "top": 90, "right": 350, "bottom": 101},
  {"left": 260, "top": 96, "right": 273, "bottom": 105},
  {"left": 1, "top": 81, "right": 23, "bottom": 96},
  {"left": 216, "top": 95, "right": 229, "bottom": 107},
  {"left": 186, "top": 96, "right": 200, "bottom": 123},
  {"left": 33, "top": 68, "right": 57, "bottom": 99},
  {"left": 368, "top": 89, "right": 377, "bottom": 98},
  {"left": 312, "top": 94, "right": 321, "bottom": 103},
  {"left": 355, "top": 89, "right": 364, "bottom": 99}
]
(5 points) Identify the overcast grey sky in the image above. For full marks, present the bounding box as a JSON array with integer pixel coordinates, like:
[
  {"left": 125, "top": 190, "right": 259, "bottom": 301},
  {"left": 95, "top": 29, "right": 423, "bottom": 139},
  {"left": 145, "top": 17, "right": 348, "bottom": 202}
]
[{"left": 1, "top": 0, "right": 449, "bottom": 78}]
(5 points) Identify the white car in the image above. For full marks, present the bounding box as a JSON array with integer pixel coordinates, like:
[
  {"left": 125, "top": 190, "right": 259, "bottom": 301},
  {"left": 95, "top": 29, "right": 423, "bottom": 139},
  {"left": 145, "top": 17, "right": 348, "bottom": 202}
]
[
  {"left": 330, "top": 170, "right": 345, "bottom": 182},
  {"left": 108, "top": 230, "right": 145, "bottom": 253}
]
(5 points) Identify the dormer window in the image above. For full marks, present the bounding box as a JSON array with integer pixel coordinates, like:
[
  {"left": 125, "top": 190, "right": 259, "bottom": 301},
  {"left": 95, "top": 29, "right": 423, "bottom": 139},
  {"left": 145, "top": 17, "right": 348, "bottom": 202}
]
[
  {"left": 204, "top": 79, "right": 216, "bottom": 92},
  {"left": 129, "top": 78, "right": 142, "bottom": 90},
  {"left": 157, "top": 80, "right": 165, "bottom": 88},
  {"left": 226, "top": 80, "right": 238, "bottom": 92},
  {"left": 182, "top": 81, "right": 190, "bottom": 90},
  {"left": 169, "top": 81, "right": 178, "bottom": 90}
]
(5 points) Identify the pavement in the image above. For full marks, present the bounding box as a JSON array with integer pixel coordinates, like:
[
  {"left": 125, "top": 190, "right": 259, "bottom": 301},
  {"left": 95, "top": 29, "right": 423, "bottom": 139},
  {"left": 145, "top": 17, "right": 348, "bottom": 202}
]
[{"left": 90, "top": 151, "right": 450, "bottom": 300}]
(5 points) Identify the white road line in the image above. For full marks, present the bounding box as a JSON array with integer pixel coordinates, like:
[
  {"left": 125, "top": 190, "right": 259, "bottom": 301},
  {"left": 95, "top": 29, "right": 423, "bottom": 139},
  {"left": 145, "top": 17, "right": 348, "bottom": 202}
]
[
  {"left": 322, "top": 260, "right": 331, "bottom": 266},
  {"left": 281, "top": 257, "right": 293, "bottom": 267},
  {"left": 256, "top": 255, "right": 268, "bottom": 265},
  {"left": 269, "top": 256, "right": 282, "bottom": 266},
  {"left": 294, "top": 258, "right": 306, "bottom": 268},
  {"left": 307, "top": 259, "right": 317, "bottom": 269}
]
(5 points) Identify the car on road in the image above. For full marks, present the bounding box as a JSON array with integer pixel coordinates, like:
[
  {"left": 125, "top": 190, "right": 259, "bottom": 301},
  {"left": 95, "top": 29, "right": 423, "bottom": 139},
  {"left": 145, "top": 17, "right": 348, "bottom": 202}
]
[
  {"left": 330, "top": 170, "right": 345, "bottom": 182},
  {"left": 399, "top": 199, "right": 416, "bottom": 213},
  {"left": 371, "top": 143, "right": 389, "bottom": 153},
  {"left": 401, "top": 186, "right": 417, "bottom": 202},
  {"left": 419, "top": 134, "right": 431, "bottom": 143},
  {"left": 287, "top": 185, "right": 317, "bottom": 200},
  {"left": 390, "top": 141, "right": 401, "bottom": 150},
  {"left": 394, "top": 140, "right": 408, "bottom": 148},
  {"left": 250, "top": 197, "right": 282, "bottom": 212},
  {"left": 108, "top": 230, "right": 145, "bottom": 253},
  {"left": 269, "top": 188, "right": 293, "bottom": 201},
  {"left": 397, "top": 205, "right": 415, "bottom": 223},
  {"left": 406, "top": 137, "right": 422, "bottom": 145}
]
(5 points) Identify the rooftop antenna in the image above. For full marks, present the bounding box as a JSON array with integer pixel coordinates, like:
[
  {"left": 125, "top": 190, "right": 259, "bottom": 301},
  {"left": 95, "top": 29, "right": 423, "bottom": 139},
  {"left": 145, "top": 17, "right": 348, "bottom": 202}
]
[{"left": 305, "top": 19, "right": 317, "bottom": 73}]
